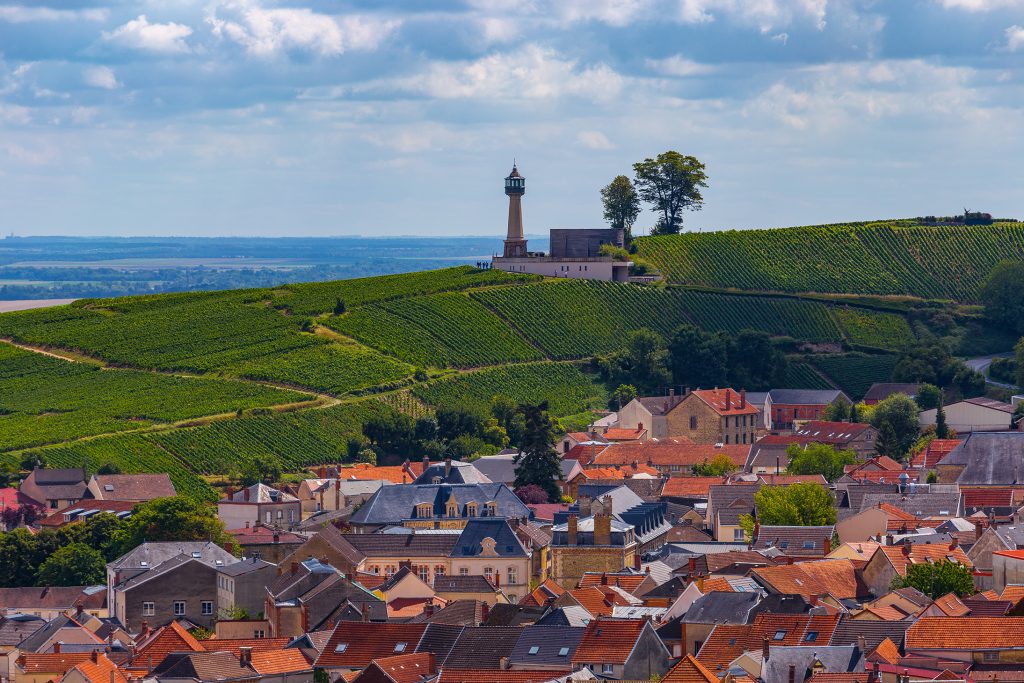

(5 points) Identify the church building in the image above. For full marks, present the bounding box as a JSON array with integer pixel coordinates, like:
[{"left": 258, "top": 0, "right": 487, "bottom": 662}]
[{"left": 491, "top": 164, "right": 633, "bottom": 282}]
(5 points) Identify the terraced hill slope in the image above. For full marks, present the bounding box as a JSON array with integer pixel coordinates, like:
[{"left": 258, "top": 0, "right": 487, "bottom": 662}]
[{"left": 636, "top": 220, "right": 1024, "bottom": 301}]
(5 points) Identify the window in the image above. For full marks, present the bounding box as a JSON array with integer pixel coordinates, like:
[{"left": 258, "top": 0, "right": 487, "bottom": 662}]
[
  {"left": 251, "top": 551, "right": 262, "bottom": 560},
  {"left": 773, "top": 630, "right": 787, "bottom": 641},
  {"left": 254, "top": 630, "right": 265, "bottom": 639},
  {"left": 447, "top": 504, "right": 459, "bottom": 518},
  {"left": 507, "top": 567, "right": 517, "bottom": 585},
  {"left": 416, "top": 503, "right": 432, "bottom": 518},
  {"left": 528, "top": 646, "right": 540, "bottom": 655},
  {"left": 142, "top": 602, "right": 154, "bottom": 616},
  {"left": 603, "top": 664, "right": 614, "bottom": 674},
  {"left": 984, "top": 652, "right": 1000, "bottom": 662},
  {"left": 805, "top": 632, "right": 818, "bottom": 642},
  {"left": 690, "top": 416, "right": 697, "bottom": 430},
  {"left": 558, "top": 647, "right": 570, "bottom": 657},
  {"left": 466, "top": 503, "right": 477, "bottom": 517},
  {"left": 289, "top": 510, "right": 294, "bottom": 522},
  {"left": 277, "top": 510, "right": 283, "bottom": 519},
  {"left": 419, "top": 566, "right": 430, "bottom": 582},
  {"left": 484, "top": 567, "right": 494, "bottom": 582},
  {"left": 394, "top": 642, "right": 407, "bottom": 653},
  {"left": 725, "top": 434, "right": 729, "bottom": 444},
  {"left": 508, "top": 594, "right": 517, "bottom": 603},
  {"left": 174, "top": 601, "right": 186, "bottom": 616},
  {"left": 733, "top": 528, "right": 745, "bottom": 541},
  {"left": 435, "top": 566, "right": 445, "bottom": 576},
  {"left": 432, "top": 477, "right": 442, "bottom": 485},
  {"left": 334, "top": 643, "right": 348, "bottom": 653},
  {"left": 485, "top": 502, "right": 497, "bottom": 517},
  {"left": 459, "top": 567, "right": 469, "bottom": 576},
  {"left": 385, "top": 566, "right": 395, "bottom": 578},
  {"left": 803, "top": 541, "right": 815, "bottom": 550},
  {"left": 265, "top": 511, "right": 271, "bottom": 524},
  {"left": 742, "top": 433, "right": 747, "bottom": 444}
]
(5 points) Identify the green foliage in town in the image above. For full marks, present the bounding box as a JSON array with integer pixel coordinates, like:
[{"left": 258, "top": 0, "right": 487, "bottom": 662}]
[
  {"left": 891, "top": 559, "right": 974, "bottom": 598},
  {"left": 786, "top": 443, "right": 856, "bottom": 482},
  {"left": 741, "top": 482, "right": 837, "bottom": 536}
]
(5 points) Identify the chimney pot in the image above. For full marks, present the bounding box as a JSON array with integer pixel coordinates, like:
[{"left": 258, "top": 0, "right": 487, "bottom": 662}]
[
  {"left": 789, "top": 664, "right": 796, "bottom": 683},
  {"left": 902, "top": 543, "right": 911, "bottom": 557},
  {"left": 291, "top": 561, "right": 299, "bottom": 574},
  {"left": 91, "top": 651, "right": 99, "bottom": 664},
  {"left": 823, "top": 537, "right": 831, "bottom": 555},
  {"left": 239, "top": 646, "right": 253, "bottom": 667},
  {"left": 499, "top": 656, "right": 509, "bottom": 670},
  {"left": 725, "top": 389, "right": 732, "bottom": 410},
  {"left": 762, "top": 636, "right": 770, "bottom": 661},
  {"left": 54, "top": 642, "right": 61, "bottom": 654}
]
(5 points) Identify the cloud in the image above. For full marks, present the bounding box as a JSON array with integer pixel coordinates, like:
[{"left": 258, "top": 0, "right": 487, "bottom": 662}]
[
  {"left": 1007, "top": 25, "right": 1024, "bottom": 51},
  {"left": 678, "top": 0, "right": 829, "bottom": 31},
  {"left": 468, "top": 0, "right": 652, "bottom": 28},
  {"left": 0, "top": 5, "right": 107, "bottom": 23},
  {"left": 381, "top": 44, "right": 623, "bottom": 102},
  {"left": 103, "top": 15, "right": 194, "bottom": 53},
  {"left": 576, "top": 130, "right": 615, "bottom": 149},
  {"left": 207, "top": 1, "right": 399, "bottom": 57},
  {"left": 937, "top": 0, "right": 1024, "bottom": 10},
  {"left": 645, "top": 55, "right": 715, "bottom": 77},
  {"left": 83, "top": 66, "right": 120, "bottom": 89}
]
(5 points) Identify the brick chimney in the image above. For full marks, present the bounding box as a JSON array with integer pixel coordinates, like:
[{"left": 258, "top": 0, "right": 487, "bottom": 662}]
[
  {"left": 290, "top": 561, "right": 299, "bottom": 574},
  {"left": 499, "top": 656, "right": 509, "bottom": 670},
  {"left": 594, "top": 509, "right": 612, "bottom": 546},
  {"left": 725, "top": 389, "right": 732, "bottom": 410},
  {"left": 823, "top": 537, "right": 831, "bottom": 555},
  {"left": 789, "top": 665, "right": 796, "bottom": 683},
  {"left": 637, "top": 422, "right": 644, "bottom": 433},
  {"left": 762, "top": 636, "right": 770, "bottom": 661},
  {"left": 688, "top": 557, "right": 697, "bottom": 575},
  {"left": 976, "top": 519, "right": 984, "bottom": 540},
  {"left": 53, "top": 642, "right": 61, "bottom": 654},
  {"left": 481, "top": 602, "right": 490, "bottom": 623},
  {"left": 243, "top": 487, "right": 250, "bottom": 502},
  {"left": 91, "top": 651, "right": 99, "bottom": 664},
  {"left": 902, "top": 543, "right": 911, "bottom": 557},
  {"left": 740, "top": 390, "right": 746, "bottom": 409},
  {"left": 567, "top": 515, "right": 578, "bottom": 546},
  {"left": 444, "top": 458, "right": 452, "bottom": 479},
  {"left": 361, "top": 604, "right": 369, "bottom": 623},
  {"left": 949, "top": 537, "right": 959, "bottom": 550},
  {"left": 239, "top": 646, "right": 253, "bottom": 667}
]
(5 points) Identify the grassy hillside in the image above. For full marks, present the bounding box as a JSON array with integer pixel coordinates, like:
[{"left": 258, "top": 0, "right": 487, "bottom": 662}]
[{"left": 636, "top": 220, "right": 1024, "bottom": 301}]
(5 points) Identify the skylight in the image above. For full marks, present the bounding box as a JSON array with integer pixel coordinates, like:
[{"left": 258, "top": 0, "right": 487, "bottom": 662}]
[
  {"left": 104, "top": 484, "right": 114, "bottom": 491},
  {"left": 558, "top": 647, "right": 570, "bottom": 657},
  {"left": 334, "top": 644, "right": 348, "bottom": 653},
  {"left": 139, "top": 561, "right": 148, "bottom": 567},
  {"left": 773, "top": 631, "right": 786, "bottom": 640},
  {"left": 803, "top": 541, "right": 814, "bottom": 549},
  {"left": 191, "top": 552, "right": 202, "bottom": 558},
  {"left": 394, "top": 642, "right": 407, "bottom": 653},
  {"left": 528, "top": 646, "right": 540, "bottom": 655},
  {"left": 805, "top": 632, "right": 818, "bottom": 642}
]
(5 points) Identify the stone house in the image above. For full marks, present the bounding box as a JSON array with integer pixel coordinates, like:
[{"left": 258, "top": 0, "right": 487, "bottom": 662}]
[
  {"left": 295, "top": 479, "right": 384, "bottom": 518},
  {"left": 347, "top": 483, "right": 530, "bottom": 533},
  {"left": 216, "top": 558, "right": 276, "bottom": 619},
  {"left": 667, "top": 389, "right": 759, "bottom": 445},
  {"left": 85, "top": 474, "right": 175, "bottom": 502},
  {"left": 548, "top": 503, "right": 638, "bottom": 589},
  {"left": 861, "top": 543, "right": 973, "bottom": 597},
  {"left": 218, "top": 483, "right": 301, "bottom": 531},
  {"left": 19, "top": 468, "right": 87, "bottom": 512},
  {"left": 968, "top": 523, "right": 1024, "bottom": 590},
  {"left": 767, "top": 389, "right": 850, "bottom": 431}
]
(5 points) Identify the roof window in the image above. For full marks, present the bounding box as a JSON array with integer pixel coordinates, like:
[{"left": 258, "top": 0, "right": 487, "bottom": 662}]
[
  {"left": 103, "top": 484, "right": 114, "bottom": 492},
  {"left": 803, "top": 541, "right": 815, "bottom": 550},
  {"left": 528, "top": 646, "right": 540, "bottom": 655},
  {"left": 558, "top": 647, "right": 570, "bottom": 657},
  {"left": 773, "top": 631, "right": 787, "bottom": 640},
  {"left": 191, "top": 552, "right": 202, "bottom": 558},
  {"left": 394, "top": 642, "right": 407, "bottom": 653},
  {"left": 139, "top": 561, "right": 148, "bottom": 567},
  {"left": 805, "top": 632, "right": 818, "bottom": 642},
  {"left": 334, "top": 643, "right": 348, "bottom": 653}
]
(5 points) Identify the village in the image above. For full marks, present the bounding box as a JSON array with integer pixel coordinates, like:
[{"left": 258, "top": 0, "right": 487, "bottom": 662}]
[{"left": 0, "top": 378, "right": 1022, "bottom": 683}]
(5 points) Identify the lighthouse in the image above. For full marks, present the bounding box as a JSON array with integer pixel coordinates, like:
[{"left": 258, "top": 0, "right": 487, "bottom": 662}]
[{"left": 503, "top": 163, "right": 528, "bottom": 258}]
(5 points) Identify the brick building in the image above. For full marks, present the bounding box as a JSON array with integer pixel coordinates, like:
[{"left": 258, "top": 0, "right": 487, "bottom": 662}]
[{"left": 767, "top": 389, "right": 849, "bottom": 431}]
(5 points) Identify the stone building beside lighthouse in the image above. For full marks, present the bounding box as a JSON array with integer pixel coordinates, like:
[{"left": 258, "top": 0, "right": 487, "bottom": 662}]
[{"left": 491, "top": 163, "right": 633, "bottom": 282}]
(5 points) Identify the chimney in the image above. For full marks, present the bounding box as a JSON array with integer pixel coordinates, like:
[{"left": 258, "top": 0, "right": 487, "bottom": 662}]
[
  {"left": 670, "top": 388, "right": 675, "bottom": 397},
  {"left": 725, "top": 389, "right": 732, "bottom": 410},
  {"left": 445, "top": 458, "right": 452, "bottom": 479},
  {"left": 638, "top": 422, "right": 644, "bottom": 432},
  {"left": 423, "top": 602, "right": 435, "bottom": 617},
  {"left": 886, "top": 534, "right": 894, "bottom": 546},
  {"left": 976, "top": 519, "right": 984, "bottom": 540},
  {"left": 481, "top": 602, "right": 490, "bottom": 623},
  {"left": 245, "top": 521, "right": 250, "bottom": 529},
  {"left": 361, "top": 604, "right": 369, "bottom": 623},
  {"left": 594, "top": 509, "right": 612, "bottom": 546},
  {"left": 688, "top": 557, "right": 697, "bottom": 574},
  {"left": 633, "top": 554, "right": 641, "bottom": 571},
  {"left": 224, "top": 542, "right": 234, "bottom": 555},
  {"left": 949, "top": 537, "right": 959, "bottom": 551},
  {"left": 54, "top": 642, "right": 61, "bottom": 654},
  {"left": 291, "top": 561, "right": 299, "bottom": 574},
  {"left": 273, "top": 532, "right": 280, "bottom": 543},
  {"left": 857, "top": 635, "right": 866, "bottom": 653},
  {"left": 809, "top": 594, "right": 819, "bottom": 606},
  {"left": 867, "top": 664, "right": 879, "bottom": 683},
  {"left": 243, "top": 487, "right": 250, "bottom": 502},
  {"left": 494, "top": 572, "right": 500, "bottom": 588},
  {"left": 239, "top": 646, "right": 253, "bottom": 667},
  {"left": 762, "top": 636, "right": 770, "bottom": 661},
  {"left": 823, "top": 537, "right": 831, "bottom": 555},
  {"left": 789, "top": 665, "right": 796, "bottom": 683},
  {"left": 740, "top": 390, "right": 746, "bottom": 409},
  {"left": 567, "top": 515, "right": 578, "bottom": 546},
  {"left": 422, "top": 455, "right": 429, "bottom": 472},
  {"left": 91, "top": 651, "right": 99, "bottom": 664},
  {"left": 499, "top": 656, "right": 509, "bottom": 670},
  {"left": 753, "top": 522, "right": 760, "bottom": 543},
  {"left": 335, "top": 479, "right": 341, "bottom": 510}
]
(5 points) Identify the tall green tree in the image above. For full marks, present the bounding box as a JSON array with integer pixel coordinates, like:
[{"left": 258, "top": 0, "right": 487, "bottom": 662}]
[
  {"left": 513, "top": 402, "right": 562, "bottom": 503},
  {"left": 668, "top": 324, "right": 729, "bottom": 390},
  {"left": 936, "top": 402, "right": 950, "bottom": 439},
  {"left": 823, "top": 396, "right": 852, "bottom": 422},
  {"left": 915, "top": 384, "right": 942, "bottom": 411},
  {"left": 692, "top": 454, "right": 736, "bottom": 477},
  {"left": 600, "top": 175, "right": 641, "bottom": 242},
  {"left": 610, "top": 384, "right": 638, "bottom": 411},
  {"left": 740, "top": 483, "right": 836, "bottom": 534},
  {"left": 113, "top": 497, "right": 231, "bottom": 556},
  {"left": 600, "top": 328, "right": 671, "bottom": 395},
  {"left": 870, "top": 393, "right": 920, "bottom": 460},
  {"left": 729, "top": 329, "right": 787, "bottom": 390},
  {"left": 980, "top": 260, "right": 1024, "bottom": 336},
  {"left": 632, "top": 151, "right": 708, "bottom": 235},
  {"left": 786, "top": 443, "right": 856, "bottom": 482},
  {"left": 891, "top": 559, "right": 974, "bottom": 598},
  {"left": 36, "top": 543, "right": 106, "bottom": 586}
]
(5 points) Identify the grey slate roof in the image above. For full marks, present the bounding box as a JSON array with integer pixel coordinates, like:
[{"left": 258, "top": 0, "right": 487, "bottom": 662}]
[
  {"left": 0, "top": 615, "right": 43, "bottom": 647},
  {"left": 683, "top": 591, "right": 761, "bottom": 625},
  {"left": 450, "top": 519, "right": 528, "bottom": 558},
  {"left": 860, "top": 492, "right": 961, "bottom": 517},
  {"left": 442, "top": 626, "right": 524, "bottom": 669},
  {"left": 939, "top": 432, "right": 1024, "bottom": 485},
  {"left": 636, "top": 395, "right": 685, "bottom": 416},
  {"left": 349, "top": 483, "right": 530, "bottom": 527},
  {"left": 829, "top": 619, "right": 910, "bottom": 649},
  {"left": 473, "top": 454, "right": 577, "bottom": 485},
  {"left": 417, "top": 623, "right": 464, "bottom": 664},
  {"left": 342, "top": 533, "right": 458, "bottom": 558},
  {"left": 433, "top": 576, "right": 495, "bottom": 593},
  {"left": 768, "top": 389, "right": 847, "bottom": 406},
  {"left": 16, "top": 614, "right": 75, "bottom": 652},
  {"left": 108, "top": 541, "right": 237, "bottom": 571},
  {"left": 227, "top": 482, "right": 298, "bottom": 503},
  {"left": 508, "top": 625, "right": 584, "bottom": 668},
  {"left": 863, "top": 383, "right": 921, "bottom": 402},
  {"left": 413, "top": 461, "right": 492, "bottom": 485},
  {"left": 216, "top": 557, "right": 274, "bottom": 577},
  {"left": 753, "top": 526, "right": 836, "bottom": 556},
  {"left": 841, "top": 483, "right": 899, "bottom": 511}
]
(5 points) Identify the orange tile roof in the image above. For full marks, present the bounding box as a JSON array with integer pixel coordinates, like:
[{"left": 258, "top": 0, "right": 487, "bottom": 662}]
[
  {"left": 436, "top": 670, "right": 570, "bottom": 683},
  {"left": 365, "top": 653, "right": 435, "bottom": 683},
  {"left": 338, "top": 463, "right": 418, "bottom": 484},
  {"left": 572, "top": 618, "right": 647, "bottom": 666},
  {"left": 868, "top": 638, "right": 901, "bottom": 665},
  {"left": 912, "top": 439, "right": 962, "bottom": 469},
  {"left": 931, "top": 592, "right": 970, "bottom": 617},
  {"left": 316, "top": 622, "right": 428, "bottom": 668},
  {"left": 751, "top": 559, "right": 862, "bottom": 599},
  {"left": 249, "top": 649, "right": 312, "bottom": 675},
  {"left": 758, "top": 474, "right": 829, "bottom": 486},
  {"left": 68, "top": 654, "right": 129, "bottom": 683},
  {"left": 578, "top": 573, "right": 648, "bottom": 593},
  {"left": 692, "top": 389, "right": 759, "bottom": 416},
  {"left": 1000, "top": 585, "right": 1024, "bottom": 603},
  {"left": 696, "top": 625, "right": 751, "bottom": 672},
  {"left": 592, "top": 442, "right": 750, "bottom": 469},
  {"left": 994, "top": 549, "right": 1024, "bottom": 560},
  {"left": 17, "top": 653, "right": 93, "bottom": 674},
  {"left": 603, "top": 428, "right": 647, "bottom": 441},
  {"left": 663, "top": 654, "right": 720, "bottom": 683},
  {"left": 520, "top": 578, "right": 565, "bottom": 607},
  {"left": 567, "top": 586, "right": 629, "bottom": 617},
  {"left": 577, "top": 464, "right": 661, "bottom": 481},
  {"left": 564, "top": 443, "right": 611, "bottom": 464},
  {"left": 981, "top": 590, "right": 999, "bottom": 600},
  {"left": 701, "top": 577, "right": 734, "bottom": 593},
  {"left": 662, "top": 477, "right": 727, "bottom": 498},
  {"left": 808, "top": 675, "right": 869, "bottom": 683},
  {"left": 861, "top": 605, "right": 909, "bottom": 621},
  {"left": 748, "top": 613, "right": 841, "bottom": 648},
  {"left": 877, "top": 544, "right": 972, "bottom": 576},
  {"left": 906, "top": 616, "right": 1024, "bottom": 650},
  {"left": 355, "top": 572, "right": 387, "bottom": 590},
  {"left": 202, "top": 638, "right": 291, "bottom": 656},
  {"left": 876, "top": 503, "right": 919, "bottom": 521},
  {"left": 133, "top": 621, "right": 205, "bottom": 670}
]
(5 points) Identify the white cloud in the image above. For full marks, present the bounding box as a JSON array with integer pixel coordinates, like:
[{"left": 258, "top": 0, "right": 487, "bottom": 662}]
[
  {"left": 382, "top": 44, "right": 623, "bottom": 102},
  {"left": 467, "top": 0, "right": 652, "bottom": 28},
  {"left": 1007, "top": 25, "right": 1024, "bottom": 51},
  {"left": 678, "top": 0, "right": 829, "bottom": 30},
  {"left": 0, "top": 5, "right": 107, "bottom": 23},
  {"left": 207, "top": 1, "right": 398, "bottom": 57},
  {"left": 103, "top": 15, "right": 193, "bottom": 53},
  {"left": 83, "top": 66, "right": 121, "bottom": 89},
  {"left": 576, "top": 130, "right": 615, "bottom": 149},
  {"left": 937, "top": 0, "right": 1024, "bottom": 10},
  {"left": 645, "top": 55, "right": 715, "bottom": 76}
]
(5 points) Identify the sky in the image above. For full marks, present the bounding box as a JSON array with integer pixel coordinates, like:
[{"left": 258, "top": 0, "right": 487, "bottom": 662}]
[{"left": 1, "top": 0, "right": 1023, "bottom": 237}]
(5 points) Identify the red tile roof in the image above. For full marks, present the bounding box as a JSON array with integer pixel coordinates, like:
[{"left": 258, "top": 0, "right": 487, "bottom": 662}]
[
  {"left": 930, "top": 593, "right": 970, "bottom": 617},
  {"left": 66, "top": 653, "right": 129, "bottom": 683},
  {"left": 520, "top": 579, "right": 565, "bottom": 607},
  {"left": 572, "top": 618, "right": 647, "bottom": 666},
  {"left": 962, "top": 488, "right": 1016, "bottom": 509},
  {"left": 315, "top": 622, "right": 428, "bottom": 668},
  {"left": 592, "top": 442, "right": 750, "bottom": 469},
  {"left": 38, "top": 500, "right": 136, "bottom": 527},
  {"left": 17, "top": 653, "right": 93, "bottom": 674},
  {"left": 338, "top": 463, "right": 418, "bottom": 484},
  {"left": 994, "top": 549, "right": 1024, "bottom": 560},
  {"left": 603, "top": 428, "right": 648, "bottom": 441},
  {"left": 757, "top": 474, "right": 829, "bottom": 486},
  {"left": 576, "top": 464, "right": 661, "bottom": 481},
  {"left": 249, "top": 649, "right": 312, "bottom": 675},
  {"left": 567, "top": 586, "right": 630, "bottom": 617},
  {"left": 906, "top": 616, "right": 1024, "bottom": 650},
  {"left": 692, "top": 389, "right": 759, "bottom": 416},
  {"left": 747, "top": 613, "right": 841, "bottom": 648},
  {"left": 696, "top": 625, "right": 751, "bottom": 672},
  {"left": 663, "top": 654, "right": 720, "bottom": 683},
  {"left": 912, "top": 439, "right": 962, "bottom": 469},
  {"left": 793, "top": 421, "right": 875, "bottom": 443},
  {"left": 360, "top": 653, "right": 435, "bottom": 683},
  {"left": 751, "top": 560, "right": 863, "bottom": 599},
  {"left": 808, "top": 674, "right": 869, "bottom": 683},
  {"left": 227, "top": 524, "right": 305, "bottom": 545},
  {"left": 527, "top": 503, "right": 568, "bottom": 522},
  {"left": 563, "top": 443, "right": 610, "bottom": 464},
  {"left": 436, "top": 669, "right": 569, "bottom": 683},
  {"left": 578, "top": 573, "right": 648, "bottom": 593},
  {"left": 132, "top": 622, "right": 204, "bottom": 670},
  {"left": 868, "top": 638, "right": 901, "bottom": 665},
  {"left": 201, "top": 638, "right": 291, "bottom": 656},
  {"left": 877, "top": 544, "right": 973, "bottom": 576},
  {"left": 662, "top": 477, "right": 727, "bottom": 498}
]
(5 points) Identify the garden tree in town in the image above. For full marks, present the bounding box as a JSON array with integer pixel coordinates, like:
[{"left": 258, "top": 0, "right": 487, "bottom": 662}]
[
  {"left": 870, "top": 393, "right": 920, "bottom": 460},
  {"left": 513, "top": 402, "right": 562, "bottom": 503},
  {"left": 786, "top": 443, "right": 856, "bottom": 482},
  {"left": 936, "top": 402, "right": 950, "bottom": 439},
  {"left": 823, "top": 396, "right": 852, "bottom": 422},
  {"left": 915, "top": 383, "right": 942, "bottom": 411},
  {"left": 669, "top": 324, "right": 728, "bottom": 390},
  {"left": 633, "top": 151, "right": 708, "bottom": 235},
  {"left": 610, "top": 384, "right": 638, "bottom": 411},
  {"left": 19, "top": 452, "right": 45, "bottom": 472},
  {"left": 240, "top": 455, "right": 282, "bottom": 487},
  {"left": 513, "top": 484, "right": 550, "bottom": 505},
  {"left": 600, "top": 175, "right": 641, "bottom": 242},
  {"left": 740, "top": 482, "right": 836, "bottom": 536},
  {"left": 980, "top": 260, "right": 1024, "bottom": 336},
  {"left": 113, "top": 497, "right": 232, "bottom": 556},
  {"left": 691, "top": 454, "right": 736, "bottom": 477},
  {"left": 891, "top": 559, "right": 974, "bottom": 598},
  {"left": 36, "top": 543, "right": 106, "bottom": 587},
  {"left": 600, "top": 328, "right": 671, "bottom": 395}
]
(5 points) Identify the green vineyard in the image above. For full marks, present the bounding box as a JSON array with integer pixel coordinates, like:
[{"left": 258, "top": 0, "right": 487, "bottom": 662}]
[
  {"left": 832, "top": 308, "right": 916, "bottom": 351},
  {"left": 678, "top": 291, "right": 842, "bottom": 341},
  {"left": 637, "top": 221, "right": 1024, "bottom": 301},
  {"left": 810, "top": 353, "right": 899, "bottom": 400}
]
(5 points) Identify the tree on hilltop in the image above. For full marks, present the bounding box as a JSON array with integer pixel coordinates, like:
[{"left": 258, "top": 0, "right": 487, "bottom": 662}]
[
  {"left": 600, "top": 175, "right": 641, "bottom": 242},
  {"left": 632, "top": 151, "right": 708, "bottom": 235}
]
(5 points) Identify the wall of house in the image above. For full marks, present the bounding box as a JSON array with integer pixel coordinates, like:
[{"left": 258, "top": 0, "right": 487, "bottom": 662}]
[
  {"left": 861, "top": 556, "right": 897, "bottom": 597},
  {"left": 117, "top": 562, "right": 219, "bottom": 631},
  {"left": 492, "top": 257, "right": 626, "bottom": 282},
  {"left": 218, "top": 501, "right": 301, "bottom": 530},
  {"left": 214, "top": 619, "right": 271, "bottom": 639},
  {"left": 836, "top": 508, "right": 887, "bottom": 544},
  {"left": 550, "top": 545, "right": 634, "bottom": 589},
  {"left": 217, "top": 566, "right": 276, "bottom": 619},
  {"left": 240, "top": 541, "right": 301, "bottom": 565},
  {"left": 992, "top": 553, "right": 1024, "bottom": 592},
  {"left": 450, "top": 556, "right": 531, "bottom": 604},
  {"left": 617, "top": 402, "right": 664, "bottom": 439},
  {"left": 665, "top": 398, "right": 723, "bottom": 444},
  {"left": 920, "top": 404, "right": 1014, "bottom": 432},
  {"left": 279, "top": 537, "right": 360, "bottom": 576},
  {"left": 773, "top": 404, "right": 827, "bottom": 430},
  {"left": 623, "top": 625, "right": 672, "bottom": 681}
]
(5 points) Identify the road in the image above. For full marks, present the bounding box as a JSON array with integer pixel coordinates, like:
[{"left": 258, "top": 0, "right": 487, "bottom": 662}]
[{"left": 965, "top": 353, "right": 1017, "bottom": 390}]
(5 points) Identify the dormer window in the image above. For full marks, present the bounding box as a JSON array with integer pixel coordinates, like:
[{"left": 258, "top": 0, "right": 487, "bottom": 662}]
[
  {"left": 416, "top": 503, "right": 433, "bottom": 519},
  {"left": 394, "top": 642, "right": 407, "bottom": 653},
  {"left": 485, "top": 501, "right": 497, "bottom": 517},
  {"left": 432, "top": 477, "right": 442, "bottom": 485},
  {"left": 466, "top": 503, "right": 478, "bottom": 517},
  {"left": 447, "top": 503, "right": 459, "bottom": 518}
]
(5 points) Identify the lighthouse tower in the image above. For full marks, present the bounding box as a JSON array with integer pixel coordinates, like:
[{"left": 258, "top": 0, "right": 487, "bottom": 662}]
[{"left": 503, "top": 164, "right": 528, "bottom": 258}]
